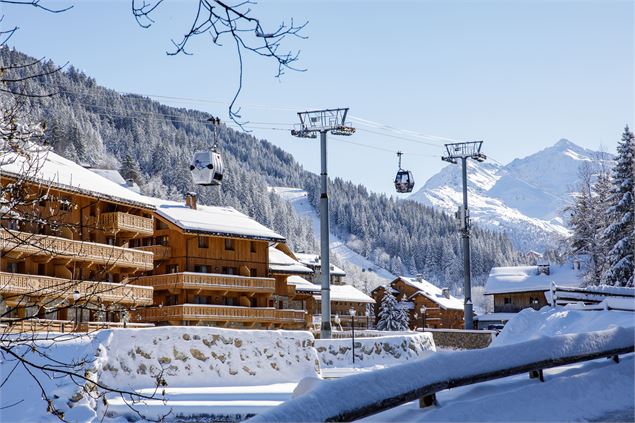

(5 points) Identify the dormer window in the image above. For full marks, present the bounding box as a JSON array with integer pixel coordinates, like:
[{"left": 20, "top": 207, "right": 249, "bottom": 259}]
[{"left": 224, "top": 238, "right": 234, "bottom": 251}]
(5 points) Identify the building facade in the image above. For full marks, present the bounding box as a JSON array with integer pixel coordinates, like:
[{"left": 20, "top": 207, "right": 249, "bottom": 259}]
[{"left": 1, "top": 151, "right": 155, "bottom": 332}]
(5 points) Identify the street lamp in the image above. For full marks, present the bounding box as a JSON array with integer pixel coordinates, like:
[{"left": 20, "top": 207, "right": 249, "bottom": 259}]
[
  {"left": 420, "top": 305, "right": 427, "bottom": 330},
  {"left": 73, "top": 290, "right": 80, "bottom": 331},
  {"left": 349, "top": 308, "right": 357, "bottom": 365}
]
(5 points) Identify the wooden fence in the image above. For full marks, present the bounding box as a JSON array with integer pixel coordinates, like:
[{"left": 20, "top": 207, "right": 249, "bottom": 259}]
[{"left": 551, "top": 284, "right": 635, "bottom": 311}]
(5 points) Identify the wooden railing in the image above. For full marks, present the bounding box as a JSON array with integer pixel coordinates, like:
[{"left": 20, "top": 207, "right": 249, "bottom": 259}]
[
  {"left": 134, "top": 272, "right": 276, "bottom": 293},
  {"left": 135, "top": 304, "right": 306, "bottom": 324},
  {"left": 133, "top": 245, "right": 171, "bottom": 260},
  {"left": 0, "top": 272, "right": 153, "bottom": 305},
  {"left": 0, "top": 317, "right": 154, "bottom": 333},
  {"left": 100, "top": 212, "right": 154, "bottom": 235},
  {"left": 551, "top": 284, "right": 635, "bottom": 311},
  {"left": 0, "top": 230, "right": 154, "bottom": 270}
]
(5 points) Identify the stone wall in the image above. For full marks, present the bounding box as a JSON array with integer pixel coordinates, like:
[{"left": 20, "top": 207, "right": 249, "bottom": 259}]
[
  {"left": 315, "top": 333, "right": 436, "bottom": 369},
  {"left": 424, "top": 328, "right": 496, "bottom": 349}
]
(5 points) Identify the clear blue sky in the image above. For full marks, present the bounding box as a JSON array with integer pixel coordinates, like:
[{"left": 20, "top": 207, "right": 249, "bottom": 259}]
[{"left": 3, "top": 0, "right": 633, "bottom": 194}]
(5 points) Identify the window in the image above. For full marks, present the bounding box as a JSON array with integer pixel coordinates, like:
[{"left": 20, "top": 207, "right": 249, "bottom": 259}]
[
  {"left": 167, "top": 264, "right": 179, "bottom": 274},
  {"left": 59, "top": 197, "right": 71, "bottom": 212},
  {"left": 198, "top": 236, "right": 208, "bottom": 249},
  {"left": 224, "top": 238, "right": 234, "bottom": 251},
  {"left": 223, "top": 267, "right": 237, "bottom": 275},
  {"left": 504, "top": 297, "right": 512, "bottom": 304},
  {"left": 156, "top": 236, "right": 169, "bottom": 246},
  {"left": 166, "top": 295, "right": 178, "bottom": 306},
  {"left": 193, "top": 295, "right": 209, "bottom": 305},
  {"left": 250, "top": 268, "right": 257, "bottom": 277},
  {"left": 194, "top": 265, "right": 208, "bottom": 273},
  {"left": 250, "top": 241, "right": 257, "bottom": 253},
  {"left": 224, "top": 297, "right": 237, "bottom": 306},
  {"left": 37, "top": 264, "right": 46, "bottom": 276},
  {"left": 106, "top": 237, "right": 116, "bottom": 246},
  {"left": 6, "top": 262, "right": 18, "bottom": 273}
]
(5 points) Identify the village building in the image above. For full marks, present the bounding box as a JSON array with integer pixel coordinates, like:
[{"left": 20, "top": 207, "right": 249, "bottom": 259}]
[
  {"left": 476, "top": 261, "right": 584, "bottom": 329},
  {"left": 268, "top": 247, "right": 374, "bottom": 330},
  {"left": 372, "top": 275, "right": 464, "bottom": 329},
  {"left": 1, "top": 150, "right": 156, "bottom": 332},
  {"left": 129, "top": 193, "right": 307, "bottom": 329}
]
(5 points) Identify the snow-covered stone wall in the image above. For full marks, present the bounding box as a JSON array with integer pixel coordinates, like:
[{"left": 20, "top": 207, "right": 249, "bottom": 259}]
[
  {"left": 96, "top": 327, "right": 320, "bottom": 390},
  {"left": 315, "top": 333, "right": 435, "bottom": 369}
]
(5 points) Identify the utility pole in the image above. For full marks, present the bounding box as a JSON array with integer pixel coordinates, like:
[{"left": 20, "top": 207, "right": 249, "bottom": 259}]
[
  {"left": 441, "top": 141, "right": 486, "bottom": 330},
  {"left": 291, "top": 108, "right": 355, "bottom": 339}
]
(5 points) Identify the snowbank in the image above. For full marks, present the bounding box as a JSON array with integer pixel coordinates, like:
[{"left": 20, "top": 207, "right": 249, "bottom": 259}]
[
  {"left": 491, "top": 306, "right": 635, "bottom": 347},
  {"left": 250, "top": 326, "right": 634, "bottom": 422},
  {"left": 315, "top": 333, "right": 435, "bottom": 369}
]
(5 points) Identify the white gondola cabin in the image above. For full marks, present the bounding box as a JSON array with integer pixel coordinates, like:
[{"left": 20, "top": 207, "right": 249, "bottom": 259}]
[
  {"left": 394, "top": 151, "right": 415, "bottom": 193},
  {"left": 190, "top": 149, "right": 224, "bottom": 186}
]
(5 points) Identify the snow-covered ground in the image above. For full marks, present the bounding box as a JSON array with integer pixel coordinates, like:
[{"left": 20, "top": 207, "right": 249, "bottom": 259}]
[
  {"left": 269, "top": 187, "right": 395, "bottom": 283},
  {"left": 253, "top": 308, "right": 635, "bottom": 422}
]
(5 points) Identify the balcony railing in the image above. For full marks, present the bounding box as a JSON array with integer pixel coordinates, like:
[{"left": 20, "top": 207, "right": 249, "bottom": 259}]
[
  {"left": 0, "top": 272, "right": 154, "bottom": 305},
  {"left": 135, "top": 304, "right": 306, "bottom": 325},
  {"left": 0, "top": 317, "right": 154, "bottom": 333},
  {"left": 133, "top": 245, "right": 171, "bottom": 260},
  {"left": 134, "top": 272, "right": 276, "bottom": 293},
  {"left": 1, "top": 230, "right": 154, "bottom": 270},
  {"left": 100, "top": 212, "right": 154, "bottom": 236}
]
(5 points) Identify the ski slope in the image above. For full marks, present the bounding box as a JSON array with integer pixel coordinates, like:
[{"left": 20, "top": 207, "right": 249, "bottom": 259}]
[{"left": 269, "top": 187, "right": 395, "bottom": 283}]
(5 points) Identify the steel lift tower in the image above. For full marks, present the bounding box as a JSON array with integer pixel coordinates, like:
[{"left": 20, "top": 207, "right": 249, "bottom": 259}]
[
  {"left": 291, "top": 108, "right": 355, "bottom": 339},
  {"left": 441, "top": 141, "right": 486, "bottom": 330}
]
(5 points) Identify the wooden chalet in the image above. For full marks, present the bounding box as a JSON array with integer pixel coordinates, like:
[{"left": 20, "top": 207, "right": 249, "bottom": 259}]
[
  {"left": 372, "top": 275, "right": 464, "bottom": 329},
  {"left": 1, "top": 150, "right": 156, "bottom": 332},
  {"left": 130, "top": 193, "right": 306, "bottom": 329},
  {"left": 477, "top": 262, "right": 584, "bottom": 329}
]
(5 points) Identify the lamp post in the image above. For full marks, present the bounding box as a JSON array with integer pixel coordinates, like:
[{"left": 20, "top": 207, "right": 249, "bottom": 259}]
[
  {"left": 420, "top": 305, "right": 427, "bottom": 330},
  {"left": 349, "top": 308, "right": 357, "bottom": 365},
  {"left": 73, "top": 290, "right": 80, "bottom": 331}
]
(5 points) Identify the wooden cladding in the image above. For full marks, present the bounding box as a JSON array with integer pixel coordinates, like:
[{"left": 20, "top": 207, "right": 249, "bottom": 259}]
[
  {"left": 1, "top": 230, "right": 154, "bottom": 270},
  {"left": 99, "top": 212, "right": 154, "bottom": 236},
  {"left": 135, "top": 304, "right": 306, "bottom": 324},
  {"left": 0, "top": 271, "right": 154, "bottom": 305},
  {"left": 134, "top": 272, "right": 276, "bottom": 294},
  {"left": 133, "top": 245, "right": 172, "bottom": 260}
]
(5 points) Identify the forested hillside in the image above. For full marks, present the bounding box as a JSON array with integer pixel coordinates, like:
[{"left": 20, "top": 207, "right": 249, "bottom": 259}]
[{"left": 2, "top": 47, "right": 521, "bottom": 289}]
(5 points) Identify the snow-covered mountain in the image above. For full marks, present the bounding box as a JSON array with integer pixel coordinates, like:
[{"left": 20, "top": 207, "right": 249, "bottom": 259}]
[{"left": 409, "top": 139, "right": 608, "bottom": 252}]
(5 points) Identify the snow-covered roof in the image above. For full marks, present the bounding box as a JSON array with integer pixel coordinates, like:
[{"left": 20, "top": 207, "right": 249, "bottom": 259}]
[
  {"left": 268, "top": 247, "right": 313, "bottom": 275},
  {"left": 473, "top": 312, "right": 517, "bottom": 322},
  {"left": 142, "top": 196, "right": 285, "bottom": 242},
  {"left": 485, "top": 264, "right": 584, "bottom": 295},
  {"left": 1, "top": 148, "right": 154, "bottom": 209},
  {"left": 313, "top": 284, "right": 375, "bottom": 304},
  {"left": 294, "top": 253, "right": 346, "bottom": 277},
  {"left": 289, "top": 276, "right": 321, "bottom": 294},
  {"left": 396, "top": 276, "right": 464, "bottom": 310},
  {"left": 89, "top": 168, "right": 141, "bottom": 193}
]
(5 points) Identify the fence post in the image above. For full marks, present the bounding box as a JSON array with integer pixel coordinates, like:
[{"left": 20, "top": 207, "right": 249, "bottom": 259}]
[{"left": 550, "top": 282, "right": 557, "bottom": 307}]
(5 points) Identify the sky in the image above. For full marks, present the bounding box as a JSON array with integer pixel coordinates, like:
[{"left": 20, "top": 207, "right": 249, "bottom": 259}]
[{"left": 2, "top": 0, "right": 633, "bottom": 195}]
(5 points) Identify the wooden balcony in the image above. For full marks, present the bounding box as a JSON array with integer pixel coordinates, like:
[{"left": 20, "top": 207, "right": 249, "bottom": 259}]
[
  {"left": 100, "top": 212, "right": 154, "bottom": 236},
  {"left": 135, "top": 304, "right": 306, "bottom": 325},
  {"left": 133, "top": 245, "right": 171, "bottom": 260},
  {"left": 0, "top": 317, "right": 154, "bottom": 333},
  {"left": 134, "top": 272, "right": 276, "bottom": 294},
  {"left": 1, "top": 230, "right": 154, "bottom": 271},
  {"left": 0, "top": 272, "right": 154, "bottom": 305}
]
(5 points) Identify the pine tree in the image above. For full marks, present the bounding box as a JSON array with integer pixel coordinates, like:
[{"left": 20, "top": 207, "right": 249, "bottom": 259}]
[
  {"left": 377, "top": 292, "right": 409, "bottom": 331},
  {"left": 120, "top": 154, "right": 143, "bottom": 185},
  {"left": 602, "top": 126, "right": 635, "bottom": 287}
]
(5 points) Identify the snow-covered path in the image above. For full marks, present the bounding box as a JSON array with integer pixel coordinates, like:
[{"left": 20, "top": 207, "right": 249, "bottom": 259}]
[
  {"left": 361, "top": 354, "right": 634, "bottom": 422},
  {"left": 269, "top": 187, "right": 395, "bottom": 282}
]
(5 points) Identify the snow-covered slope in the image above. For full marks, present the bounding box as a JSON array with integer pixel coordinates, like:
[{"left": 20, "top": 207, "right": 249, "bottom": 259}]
[
  {"left": 268, "top": 187, "right": 395, "bottom": 286},
  {"left": 410, "top": 139, "right": 608, "bottom": 251}
]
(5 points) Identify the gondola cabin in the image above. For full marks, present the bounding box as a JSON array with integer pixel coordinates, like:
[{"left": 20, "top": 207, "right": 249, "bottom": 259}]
[
  {"left": 190, "top": 150, "right": 224, "bottom": 186},
  {"left": 394, "top": 170, "right": 415, "bottom": 193}
]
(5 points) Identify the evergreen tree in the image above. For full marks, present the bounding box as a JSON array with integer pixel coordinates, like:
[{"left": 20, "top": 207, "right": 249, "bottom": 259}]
[
  {"left": 602, "top": 126, "right": 635, "bottom": 287},
  {"left": 120, "top": 154, "right": 143, "bottom": 185},
  {"left": 377, "top": 292, "right": 409, "bottom": 331}
]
